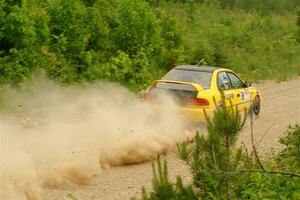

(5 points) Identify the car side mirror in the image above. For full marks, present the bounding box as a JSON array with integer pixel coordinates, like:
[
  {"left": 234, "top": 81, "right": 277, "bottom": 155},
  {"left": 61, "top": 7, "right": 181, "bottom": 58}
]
[{"left": 245, "top": 81, "right": 251, "bottom": 87}]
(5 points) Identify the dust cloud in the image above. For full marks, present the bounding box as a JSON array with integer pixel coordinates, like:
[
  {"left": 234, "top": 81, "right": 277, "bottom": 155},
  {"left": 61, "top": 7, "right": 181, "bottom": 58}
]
[{"left": 0, "top": 77, "right": 194, "bottom": 199}]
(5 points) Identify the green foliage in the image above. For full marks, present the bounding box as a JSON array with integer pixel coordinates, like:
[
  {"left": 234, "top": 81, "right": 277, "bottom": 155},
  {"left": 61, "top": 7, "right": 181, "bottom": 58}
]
[
  {"left": 67, "top": 193, "right": 77, "bottom": 200},
  {"left": 163, "top": 0, "right": 300, "bottom": 14},
  {"left": 1, "top": 0, "right": 299, "bottom": 90},
  {"left": 161, "top": 2, "right": 300, "bottom": 81},
  {"left": 132, "top": 156, "right": 197, "bottom": 200},
  {"left": 0, "top": 0, "right": 183, "bottom": 91},
  {"left": 277, "top": 125, "right": 300, "bottom": 172},
  {"left": 0, "top": 0, "right": 52, "bottom": 84},
  {"left": 111, "top": 0, "right": 157, "bottom": 55},
  {"left": 236, "top": 124, "right": 300, "bottom": 199},
  {"left": 189, "top": 103, "right": 246, "bottom": 199},
  {"left": 176, "top": 141, "right": 192, "bottom": 161},
  {"left": 297, "top": 9, "right": 300, "bottom": 42},
  {"left": 134, "top": 104, "right": 300, "bottom": 199},
  {"left": 224, "top": 0, "right": 299, "bottom": 14}
]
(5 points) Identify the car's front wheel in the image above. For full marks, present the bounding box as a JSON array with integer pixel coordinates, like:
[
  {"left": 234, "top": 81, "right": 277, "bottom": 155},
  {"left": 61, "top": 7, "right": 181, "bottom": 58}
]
[{"left": 251, "top": 96, "right": 260, "bottom": 116}]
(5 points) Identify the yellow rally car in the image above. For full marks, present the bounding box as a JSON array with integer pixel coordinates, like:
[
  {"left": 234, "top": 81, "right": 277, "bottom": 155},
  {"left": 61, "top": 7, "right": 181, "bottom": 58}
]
[{"left": 144, "top": 65, "right": 260, "bottom": 122}]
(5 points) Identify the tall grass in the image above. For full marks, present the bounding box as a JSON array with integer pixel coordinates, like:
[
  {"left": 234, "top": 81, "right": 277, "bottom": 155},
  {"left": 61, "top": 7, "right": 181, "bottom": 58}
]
[{"left": 159, "top": 2, "right": 300, "bottom": 81}]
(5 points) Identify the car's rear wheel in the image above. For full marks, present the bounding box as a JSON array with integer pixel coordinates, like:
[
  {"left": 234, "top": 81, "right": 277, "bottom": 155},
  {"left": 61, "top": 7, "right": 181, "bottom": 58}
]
[{"left": 251, "top": 96, "right": 260, "bottom": 116}]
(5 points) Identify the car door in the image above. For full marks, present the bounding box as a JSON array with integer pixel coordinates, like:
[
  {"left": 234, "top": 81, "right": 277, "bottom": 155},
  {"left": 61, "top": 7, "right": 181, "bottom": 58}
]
[
  {"left": 216, "top": 71, "right": 237, "bottom": 107},
  {"left": 226, "top": 72, "right": 251, "bottom": 111}
]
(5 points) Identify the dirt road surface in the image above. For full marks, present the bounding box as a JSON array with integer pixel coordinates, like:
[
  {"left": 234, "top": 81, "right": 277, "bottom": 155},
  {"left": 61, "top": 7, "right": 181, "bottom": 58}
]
[{"left": 43, "top": 77, "right": 300, "bottom": 200}]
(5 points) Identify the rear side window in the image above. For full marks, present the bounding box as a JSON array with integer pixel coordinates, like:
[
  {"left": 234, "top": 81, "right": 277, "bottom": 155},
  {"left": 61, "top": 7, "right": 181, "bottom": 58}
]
[
  {"left": 162, "top": 69, "right": 212, "bottom": 89},
  {"left": 217, "top": 72, "right": 232, "bottom": 90}
]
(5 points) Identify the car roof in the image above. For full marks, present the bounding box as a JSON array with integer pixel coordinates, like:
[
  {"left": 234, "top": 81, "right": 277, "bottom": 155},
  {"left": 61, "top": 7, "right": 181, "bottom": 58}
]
[{"left": 173, "top": 65, "right": 221, "bottom": 73}]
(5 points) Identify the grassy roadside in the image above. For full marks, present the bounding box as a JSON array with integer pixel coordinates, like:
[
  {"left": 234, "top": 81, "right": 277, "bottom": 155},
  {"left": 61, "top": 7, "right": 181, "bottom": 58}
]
[{"left": 158, "top": 2, "right": 300, "bottom": 82}]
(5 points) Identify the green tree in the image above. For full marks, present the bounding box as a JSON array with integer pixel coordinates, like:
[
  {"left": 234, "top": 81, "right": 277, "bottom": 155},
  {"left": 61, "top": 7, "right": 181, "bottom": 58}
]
[
  {"left": 0, "top": 0, "right": 51, "bottom": 85},
  {"left": 132, "top": 156, "right": 197, "bottom": 200},
  {"left": 297, "top": 9, "right": 300, "bottom": 42}
]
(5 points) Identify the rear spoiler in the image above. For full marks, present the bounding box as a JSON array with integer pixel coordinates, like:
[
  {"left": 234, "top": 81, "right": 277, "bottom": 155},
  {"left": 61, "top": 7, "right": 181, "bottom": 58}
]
[{"left": 150, "top": 80, "right": 204, "bottom": 92}]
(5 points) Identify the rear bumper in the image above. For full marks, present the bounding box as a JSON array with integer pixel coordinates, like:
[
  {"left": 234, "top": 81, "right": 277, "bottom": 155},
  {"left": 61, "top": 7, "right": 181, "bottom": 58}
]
[
  {"left": 146, "top": 102, "right": 214, "bottom": 122},
  {"left": 179, "top": 107, "right": 214, "bottom": 122}
]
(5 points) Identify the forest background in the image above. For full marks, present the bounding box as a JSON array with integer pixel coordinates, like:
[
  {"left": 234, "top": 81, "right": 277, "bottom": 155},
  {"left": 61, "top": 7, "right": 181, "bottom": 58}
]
[{"left": 0, "top": 0, "right": 299, "bottom": 92}]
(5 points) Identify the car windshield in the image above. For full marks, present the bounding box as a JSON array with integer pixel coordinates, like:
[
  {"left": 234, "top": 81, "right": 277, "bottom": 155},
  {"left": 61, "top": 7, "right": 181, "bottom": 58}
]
[{"left": 162, "top": 69, "right": 212, "bottom": 89}]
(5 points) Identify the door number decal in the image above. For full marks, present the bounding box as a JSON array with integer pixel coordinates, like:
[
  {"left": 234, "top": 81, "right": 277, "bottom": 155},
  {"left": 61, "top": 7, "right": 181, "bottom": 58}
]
[{"left": 241, "top": 90, "right": 250, "bottom": 102}]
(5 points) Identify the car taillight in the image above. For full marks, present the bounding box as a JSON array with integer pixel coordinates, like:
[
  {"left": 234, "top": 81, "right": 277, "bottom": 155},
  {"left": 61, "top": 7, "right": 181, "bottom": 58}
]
[{"left": 188, "top": 98, "right": 210, "bottom": 106}]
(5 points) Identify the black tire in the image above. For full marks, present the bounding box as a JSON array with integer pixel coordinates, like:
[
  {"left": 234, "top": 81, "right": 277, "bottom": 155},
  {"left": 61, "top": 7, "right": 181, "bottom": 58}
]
[{"left": 251, "top": 96, "right": 260, "bottom": 116}]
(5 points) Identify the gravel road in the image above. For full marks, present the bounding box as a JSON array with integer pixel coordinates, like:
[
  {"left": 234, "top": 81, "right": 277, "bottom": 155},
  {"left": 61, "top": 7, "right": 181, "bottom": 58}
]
[{"left": 43, "top": 77, "right": 300, "bottom": 200}]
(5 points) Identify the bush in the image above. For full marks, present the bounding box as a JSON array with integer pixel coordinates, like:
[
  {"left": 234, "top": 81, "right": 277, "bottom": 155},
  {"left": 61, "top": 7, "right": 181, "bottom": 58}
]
[
  {"left": 236, "top": 125, "right": 300, "bottom": 199},
  {"left": 277, "top": 125, "right": 300, "bottom": 172},
  {"left": 131, "top": 156, "right": 197, "bottom": 200},
  {"left": 0, "top": 0, "right": 184, "bottom": 91},
  {"left": 176, "top": 141, "right": 192, "bottom": 161}
]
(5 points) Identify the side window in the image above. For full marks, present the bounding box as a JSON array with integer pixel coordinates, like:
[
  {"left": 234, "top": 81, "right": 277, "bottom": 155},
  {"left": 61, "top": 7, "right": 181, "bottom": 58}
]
[
  {"left": 227, "top": 73, "right": 245, "bottom": 89},
  {"left": 217, "top": 72, "right": 232, "bottom": 90}
]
